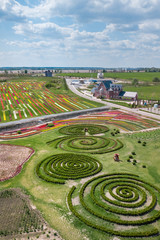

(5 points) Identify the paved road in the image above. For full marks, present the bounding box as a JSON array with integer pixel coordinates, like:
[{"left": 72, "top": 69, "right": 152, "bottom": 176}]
[{"left": 66, "top": 78, "right": 160, "bottom": 121}]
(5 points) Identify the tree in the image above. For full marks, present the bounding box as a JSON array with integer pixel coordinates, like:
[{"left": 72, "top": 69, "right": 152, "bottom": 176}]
[
  {"left": 152, "top": 77, "right": 160, "bottom": 82},
  {"left": 132, "top": 78, "right": 139, "bottom": 86}
]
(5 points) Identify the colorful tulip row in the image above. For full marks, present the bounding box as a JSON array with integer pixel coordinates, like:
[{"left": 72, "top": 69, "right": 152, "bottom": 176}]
[
  {"left": 0, "top": 81, "right": 97, "bottom": 123},
  {"left": 0, "top": 110, "right": 159, "bottom": 140}
]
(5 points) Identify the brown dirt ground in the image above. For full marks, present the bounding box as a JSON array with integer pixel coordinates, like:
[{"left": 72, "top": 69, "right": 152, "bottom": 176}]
[{"left": 0, "top": 144, "right": 34, "bottom": 181}]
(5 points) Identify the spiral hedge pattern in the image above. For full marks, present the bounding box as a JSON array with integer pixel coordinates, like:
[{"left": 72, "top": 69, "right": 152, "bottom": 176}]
[
  {"left": 59, "top": 124, "right": 109, "bottom": 135},
  {"left": 47, "top": 136, "right": 123, "bottom": 154},
  {"left": 36, "top": 153, "right": 102, "bottom": 184},
  {"left": 68, "top": 173, "right": 160, "bottom": 237}
]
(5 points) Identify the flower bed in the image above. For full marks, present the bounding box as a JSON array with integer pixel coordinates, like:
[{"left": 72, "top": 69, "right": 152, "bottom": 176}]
[
  {"left": 0, "top": 81, "right": 97, "bottom": 122},
  {"left": 0, "top": 144, "right": 34, "bottom": 181},
  {"left": 1, "top": 110, "right": 159, "bottom": 140}
]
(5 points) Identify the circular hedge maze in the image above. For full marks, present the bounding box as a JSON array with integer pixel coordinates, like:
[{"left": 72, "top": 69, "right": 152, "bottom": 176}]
[
  {"left": 36, "top": 153, "right": 102, "bottom": 184},
  {"left": 47, "top": 136, "right": 123, "bottom": 154},
  {"left": 68, "top": 173, "right": 160, "bottom": 237},
  {"left": 59, "top": 124, "right": 109, "bottom": 135}
]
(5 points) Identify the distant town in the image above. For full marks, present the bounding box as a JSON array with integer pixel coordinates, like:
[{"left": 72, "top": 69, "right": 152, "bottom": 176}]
[{"left": 0, "top": 67, "right": 160, "bottom": 75}]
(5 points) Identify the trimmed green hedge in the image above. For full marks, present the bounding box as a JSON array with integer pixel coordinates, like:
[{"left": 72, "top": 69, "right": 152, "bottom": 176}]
[
  {"left": 36, "top": 153, "right": 102, "bottom": 184},
  {"left": 47, "top": 136, "right": 123, "bottom": 154},
  {"left": 59, "top": 124, "right": 109, "bottom": 135},
  {"left": 67, "top": 173, "right": 160, "bottom": 237}
]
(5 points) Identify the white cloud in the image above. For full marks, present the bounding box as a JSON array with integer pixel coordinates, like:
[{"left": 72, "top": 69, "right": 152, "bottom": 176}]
[
  {"left": 13, "top": 21, "right": 73, "bottom": 39},
  {"left": 109, "top": 39, "right": 136, "bottom": 49},
  {"left": 1, "top": 0, "right": 160, "bottom": 67},
  {"left": 1, "top": 0, "right": 160, "bottom": 23},
  {"left": 0, "top": 0, "right": 24, "bottom": 20},
  {"left": 13, "top": 20, "right": 111, "bottom": 43},
  {"left": 7, "top": 40, "right": 52, "bottom": 48},
  {"left": 139, "top": 19, "right": 160, "bottom": 31}
]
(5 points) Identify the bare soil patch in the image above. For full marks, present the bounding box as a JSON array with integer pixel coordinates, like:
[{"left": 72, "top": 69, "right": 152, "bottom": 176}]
[{"left": 0, "top": 144, "right": 34, "bottom": 181}]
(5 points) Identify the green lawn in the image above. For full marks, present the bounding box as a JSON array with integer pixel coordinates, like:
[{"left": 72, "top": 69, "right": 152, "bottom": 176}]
[
  {"left": 57, "top": 72, "right": 160, "bottom": 82},
  {"left": 0, "top": 123, "right": 160, "bottom": 240},
  {"left": 123, "top": 84, "right": 160, "bottom": 100}
]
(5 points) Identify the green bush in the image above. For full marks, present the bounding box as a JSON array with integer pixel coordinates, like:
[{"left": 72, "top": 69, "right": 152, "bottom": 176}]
[
  {"left": 47, "top": 123, "right": 54, "bottom": 127},
  {"left": 132, "top": 151, "right": 136, "bottom": 155}
]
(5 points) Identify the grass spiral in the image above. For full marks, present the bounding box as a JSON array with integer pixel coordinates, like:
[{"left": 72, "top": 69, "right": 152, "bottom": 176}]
[
  {"left": 47, "top": 136, "right": 123, "bottom": 154},
  {"left": 36, "top": 153, "right": 102, "bottom": 184},
  {"left": 67, "top": 173, "right": 160, "bottom": 237},
  {"left": 59, "top": 124, "right": 109, "bottom": 135}
]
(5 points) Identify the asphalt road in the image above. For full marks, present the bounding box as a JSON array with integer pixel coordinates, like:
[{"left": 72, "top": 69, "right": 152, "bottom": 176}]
[{"left": 66, "top": 78, "right": 160, "bottom": 121}]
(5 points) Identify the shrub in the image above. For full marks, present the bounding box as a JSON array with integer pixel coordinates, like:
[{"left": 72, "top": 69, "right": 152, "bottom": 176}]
[
  {"left": 17, "top": 130, "right": 22, "bottom": 134},
  {"left": 132, "top": 151, "right": 136, "bottom": 155},
  {"left": 153, "top": 77, "right": 160, "bottom": 82},
  {"left": 47, "top": 123, "right": 54, "bottom": 127}
]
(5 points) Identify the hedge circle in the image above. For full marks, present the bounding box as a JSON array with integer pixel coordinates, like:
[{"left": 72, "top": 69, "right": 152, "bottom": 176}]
[
  {"left": 59, "top": 124, "right": 109, "bottom": 135},
  {"left": 68, "top": 173, "right": 160, "bottom": 237},
  {"left": 36, "top": 153, "right": 102, "bottom": 184},
  {"left": 47, "top": 136, "right": 123, "bottom": 154}
]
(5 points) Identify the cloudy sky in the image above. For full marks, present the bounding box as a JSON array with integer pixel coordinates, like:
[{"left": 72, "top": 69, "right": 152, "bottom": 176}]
[{"left": 0, "top": 0, "right": 160, "bottom": 67}]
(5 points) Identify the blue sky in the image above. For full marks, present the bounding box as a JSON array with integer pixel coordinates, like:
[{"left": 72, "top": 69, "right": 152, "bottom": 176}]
[{"left": 0, "top": 0, "right": 160, "bottom": 67}]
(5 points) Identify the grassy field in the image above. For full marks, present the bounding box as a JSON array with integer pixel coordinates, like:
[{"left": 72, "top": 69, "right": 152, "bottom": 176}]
[
  {"left": 57, "top": 72, "right": 160, "bottom": 82},
  {"left": 123, "top": 84, "right": 160, "bottom": 100},
  {"left": 57, "top": 72, "right": 160, "bottom": 100},
  {"left": 0, "top": 118, "right": 160, "bottom": 240}
]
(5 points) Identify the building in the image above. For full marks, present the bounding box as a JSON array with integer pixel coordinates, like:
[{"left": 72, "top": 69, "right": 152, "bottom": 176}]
[
  {"left": 92, "top": 80, "right": 137, "bottom": 101},
  {"left": 97, "top": 72, "right": 104, "bottom": 79},
  {"left": 45, "top": 70, "right": 52, "bottom": 77}
]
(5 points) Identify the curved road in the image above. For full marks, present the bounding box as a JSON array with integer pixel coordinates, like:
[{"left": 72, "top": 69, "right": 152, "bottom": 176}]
[{"left": 66, "top": 78, "right": 160, "bottom": 121}]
